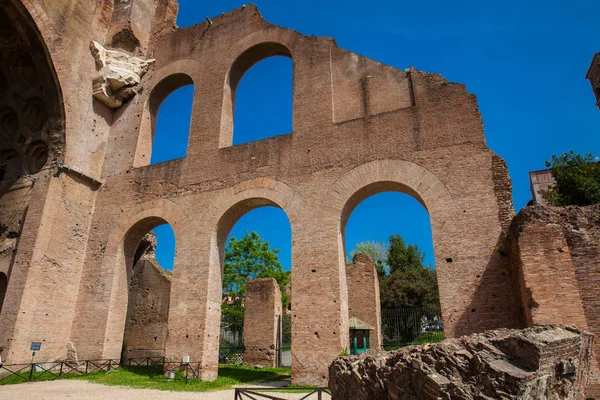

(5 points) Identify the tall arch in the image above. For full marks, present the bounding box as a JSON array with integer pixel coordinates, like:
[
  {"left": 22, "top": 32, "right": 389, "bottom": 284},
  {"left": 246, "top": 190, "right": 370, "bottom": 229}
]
[
  {"left": 169, "top": 178, "right": 300, "bottom": 379},
  {"left": 219, "top": 42, "right": 293, "bottom": 148},
  {"left": 330, "top": 160, "right": 453, "bottom": 334},
  {"left": 0, "top": 0, "right": 65, "bottom": 229},
  {"left": 70, "top": 199, "right": 190, "bottom": 360},
  {"left": 133, "top": 73, "right": 194, "bottom": 167}
]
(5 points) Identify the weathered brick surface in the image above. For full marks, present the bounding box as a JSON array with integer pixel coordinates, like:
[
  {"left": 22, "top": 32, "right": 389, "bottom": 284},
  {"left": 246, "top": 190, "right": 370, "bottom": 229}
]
[
  {"left": 508, "top": 204, "right": 600, "bottom": 397},
  {"left": 0, "top": 0, "right": 539, "bottom": 387},
  {"left": 347, "top": 254, "right": 382, "bottom": 350},
  {"left": 121, "top": 259, "right": 171, "bottom": 361},
  {"left": 243, "top": 278, "right": 282, "bottom": 367}
]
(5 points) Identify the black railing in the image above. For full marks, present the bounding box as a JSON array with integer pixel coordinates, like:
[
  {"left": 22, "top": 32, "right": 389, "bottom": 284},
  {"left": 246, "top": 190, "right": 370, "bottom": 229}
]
[
  {"left": 0, "top": 357, "right": 204, "bottom": 384},
  {"left": 219, "top": 344, "right": 245, "bottom": 365},
  {"left": 0, "top": 359, "right": 120, "bottom": 384},
  {"left": 234, "top": 387, "right": 331, "bottom": 400},
  {"left": 381, "top": 307, "right": 444, "bottom": 350}
]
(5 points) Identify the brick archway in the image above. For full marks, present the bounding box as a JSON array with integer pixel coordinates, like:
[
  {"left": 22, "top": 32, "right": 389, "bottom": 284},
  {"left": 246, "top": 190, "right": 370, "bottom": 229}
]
[
  {"left": 330, "top": 159, "right": 453, "bottom": 336},
  {"left": 73, "top": 199, "right": 191, "bottom": 360},
  {"left": 165, "top": 177, "right": 301, "bottom": 380}
]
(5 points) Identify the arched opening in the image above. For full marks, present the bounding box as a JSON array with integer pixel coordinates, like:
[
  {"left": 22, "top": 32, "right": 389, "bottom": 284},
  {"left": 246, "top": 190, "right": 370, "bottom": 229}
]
[
  {"left": 115, "top": 218, "right": 176, "bottom": 363},
  {"left": 220, "top": 42, "right": 293, "bottom": 148},
  {"left": 134, "top": 74, "right": 194, "bottom": 167},
  {"left": 0, "top": 0, "right": 65, "bottom": 235},
  {"left": 214, "top": 200, "right": 292, "bottom": 369},
  {"left": 341, "top": 183, "right": 443, "bottom": 352},
  {"left": 0, "top": 272, "right": 7, "bottom": 313}
]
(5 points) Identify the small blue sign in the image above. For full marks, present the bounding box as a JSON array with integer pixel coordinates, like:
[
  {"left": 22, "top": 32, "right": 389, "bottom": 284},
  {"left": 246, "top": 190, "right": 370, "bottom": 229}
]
[{"left": 30, "top": 342, "right": 41, "bottom": 351}]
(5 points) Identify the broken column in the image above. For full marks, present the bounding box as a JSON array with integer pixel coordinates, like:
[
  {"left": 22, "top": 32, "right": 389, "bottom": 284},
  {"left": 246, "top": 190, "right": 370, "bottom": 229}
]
[
  {"left": 347, "top": 254, "right": 382, "bottom": 350},
  {"left": 243, "top": 278, "right": 282, "bottom": 367}
]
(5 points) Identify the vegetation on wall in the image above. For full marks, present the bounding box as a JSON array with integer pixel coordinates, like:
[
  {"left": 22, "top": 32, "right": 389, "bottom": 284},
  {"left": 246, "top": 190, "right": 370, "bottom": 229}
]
[{"left": 541, "top": 151, "right": 600, "bottom": 206}]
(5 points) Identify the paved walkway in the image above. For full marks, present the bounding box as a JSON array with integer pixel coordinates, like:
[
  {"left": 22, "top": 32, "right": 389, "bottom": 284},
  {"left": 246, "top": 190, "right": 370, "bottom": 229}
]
[{"left": 0, "top": 379, "right": 331, "bottom": 400}]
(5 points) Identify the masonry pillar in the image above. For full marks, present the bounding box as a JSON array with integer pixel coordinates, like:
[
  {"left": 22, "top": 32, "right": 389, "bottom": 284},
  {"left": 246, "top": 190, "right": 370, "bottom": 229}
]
[
  {"left": 508, "top": 222, "right": 588, "bottom": 328},
  {"left": 243, "top": 278, "right": 282, "bottom": 367},
  {"left": 346, "top": 254, "right": 382, "bottom": 350}
]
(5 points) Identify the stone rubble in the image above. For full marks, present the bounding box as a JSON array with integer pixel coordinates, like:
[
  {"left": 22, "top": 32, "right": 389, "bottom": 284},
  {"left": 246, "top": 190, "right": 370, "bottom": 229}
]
[{"left": 329, "top": 325, "right": 594, "bottom": 400}]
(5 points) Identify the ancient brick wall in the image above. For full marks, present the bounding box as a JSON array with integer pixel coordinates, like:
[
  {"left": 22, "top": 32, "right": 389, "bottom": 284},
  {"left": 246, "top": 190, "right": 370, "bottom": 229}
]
[
  {"left": 508, "top": 204, "right": 600, "bottom": 397},
  {"left": 72, "top": 5, "right": 522, "bottom": 385},
  {"left": 121, "top": 259, "right": 171, "bottom": 361},
  {"left": 243, "top": 278, "right": 282, "bottom": 367},
  {"left": 0, "top": 0, "right": 528, "bottom": 386},
  {"left": 346, "top": 254, "right": 382, "bottom": 350}
]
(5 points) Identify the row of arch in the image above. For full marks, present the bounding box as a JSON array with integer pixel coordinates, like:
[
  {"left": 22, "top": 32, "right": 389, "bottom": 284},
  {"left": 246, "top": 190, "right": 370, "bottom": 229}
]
[
  {"left": 105, "top": 159, "right": 451, "bottom": 370},
  {"left": 137, "top": 43, "right": 293, "bottom": 166}
]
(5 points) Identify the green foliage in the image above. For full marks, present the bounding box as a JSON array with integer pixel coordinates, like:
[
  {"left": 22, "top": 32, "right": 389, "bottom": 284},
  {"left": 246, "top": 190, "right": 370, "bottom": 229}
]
[
  {"left": 380, "top": 267, "right": 440, "bottom": 312},
  {"left": 386, "top": 234, "right": 426, "bottom": 275},
  {"left": 222, "top": 231, "right": 290, "bottom": 327},
  {"left": 541, "top": 151, "right": 600, "bottom": 206},
  {"left": 339, "top": 347, "right": 349, "bottom": 357},
  {"left": 350, "top": 240, "right": 387, "bottom": 276},
  {"left": 281, "top": 313, "right": 291, "bottom": 348}
]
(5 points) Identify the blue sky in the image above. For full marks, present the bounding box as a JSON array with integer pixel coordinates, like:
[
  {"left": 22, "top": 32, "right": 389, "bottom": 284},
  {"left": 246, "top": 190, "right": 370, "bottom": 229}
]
[{"left": 151, "top": 0, "right": 600, "bottom": 272}]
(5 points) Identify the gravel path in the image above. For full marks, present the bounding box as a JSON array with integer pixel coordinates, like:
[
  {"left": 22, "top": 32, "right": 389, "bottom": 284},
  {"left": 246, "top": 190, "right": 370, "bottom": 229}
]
[{"left": 0, "top": 379, "right": 331, "bottom": 400}]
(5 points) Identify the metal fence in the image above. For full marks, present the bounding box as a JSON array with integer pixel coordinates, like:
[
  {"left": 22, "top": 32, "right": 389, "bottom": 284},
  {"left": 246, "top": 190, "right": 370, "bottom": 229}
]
[
  {"left": 235, "top": 387, "right": 331, "bottom": 399},
  {"left": 0, "top": 357, "right": 206, "bottom": 384},
  {"left": 0, "top": 359, "right": 120, "bottom": 384},
  {"left": 381, "top": 307, "right": 444, "bottom": 350}
]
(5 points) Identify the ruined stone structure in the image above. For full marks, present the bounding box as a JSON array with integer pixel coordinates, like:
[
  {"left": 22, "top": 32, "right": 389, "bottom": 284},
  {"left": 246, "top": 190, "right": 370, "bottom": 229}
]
[
  {"left": 0, "top": 0, "right": 597, "bottom": 388},
  {"left": 121, "top": 234, "right": 171, "bottom": 361},
  {"left": 586, "top": 53, "right": 600, "bottom": 110},
  {"left": 329, "top": 325, "right": 595, "bottom": 400},
  {"left": 243, "top": 278, "right": 282, "bottom": 368},
  {"left": 347, "top": 254, "right": 382, "bottom": 350},
  {"left": 529, "top": 169, "right": 556, "bottom": 205},
  {"left": 507, "top": 204, "right": 600, "bottom": 397}
]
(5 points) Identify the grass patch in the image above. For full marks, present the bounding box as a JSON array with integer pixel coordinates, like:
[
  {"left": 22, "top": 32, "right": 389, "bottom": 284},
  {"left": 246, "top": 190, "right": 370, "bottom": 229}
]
[{"left": 0, "top": 365, "right": 291, "bottom": 392}]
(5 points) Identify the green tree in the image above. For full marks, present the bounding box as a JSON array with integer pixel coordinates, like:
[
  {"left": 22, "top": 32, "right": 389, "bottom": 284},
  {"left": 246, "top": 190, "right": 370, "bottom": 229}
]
[
  {"left": 222, "top": 231, "right": 290, "bottom": 328},
  {"left": 350, "top": 240, "right": 387, "bottom": 277},
  {"left": 541, "top": 151, "right": 600, "bottom": 206},
  {"left": 379, "top": 267, "right": 440, "bottom": 311},
  {"left": 386, "top": 234, "right": 426, "bottom": 274}
]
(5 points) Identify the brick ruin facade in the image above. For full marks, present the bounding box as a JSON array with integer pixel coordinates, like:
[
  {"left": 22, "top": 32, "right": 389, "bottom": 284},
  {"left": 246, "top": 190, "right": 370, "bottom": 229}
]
[
  {"left": 507, "top": 204, "right": 600, "bottom": 397},
  {"left": 0, "top": 0, "right": 597, "bottom": 389},
  {"left": 243, "top": 278, "right": 282, "bottom": 367},
  {"left": 346, "top": 254, "right": 382, "bottom": 350}
]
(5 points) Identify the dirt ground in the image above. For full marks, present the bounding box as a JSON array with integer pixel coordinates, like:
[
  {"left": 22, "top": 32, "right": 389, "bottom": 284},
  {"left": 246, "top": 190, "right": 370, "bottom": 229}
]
[{"left": 0, "top": 379, "right": 331, "bottom": 399}]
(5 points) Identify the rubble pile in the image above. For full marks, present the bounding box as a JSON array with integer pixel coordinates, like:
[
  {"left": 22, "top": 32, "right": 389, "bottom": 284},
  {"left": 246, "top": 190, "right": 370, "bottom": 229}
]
[{"left": 329, "top": 325, "right": 594, "bottom": 400}]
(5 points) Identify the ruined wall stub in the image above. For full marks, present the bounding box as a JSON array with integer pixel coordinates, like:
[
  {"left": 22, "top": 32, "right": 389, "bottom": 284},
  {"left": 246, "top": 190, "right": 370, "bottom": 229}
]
[
  {"left": 0, "top": 0, "right": 525, "bottom": 386},
  {"left": 346, "top": 254, "right": 382, "bottom": 350},
  {"left": 243, "top": 278, "right": 282, "bottom": 367},
  {"left": 508, "top": 204, "right": 600, "bottom": 398},
  {"left": 121, "top": 259, "right": 171, "bottom": 362}
]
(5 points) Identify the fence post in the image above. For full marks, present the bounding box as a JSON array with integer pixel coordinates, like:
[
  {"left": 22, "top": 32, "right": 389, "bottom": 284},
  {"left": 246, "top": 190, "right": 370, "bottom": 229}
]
[
  {"left": 108, "top": 359, "right": 112, "bottom": 372},
  {"left": 185, "top": 363, "right": 189, "bottom": 383},
  {"left": 29, "top": 363, "right": 34, "bottom": 381},
  {"left": 85, "top": 360, "right": 89, "bottom": 375},
  {"left": 147, "top": 357, "right": 150, "bottom": 369},
  {"left": 59, "top": 362, "right": 64, "bottom": 376}
]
